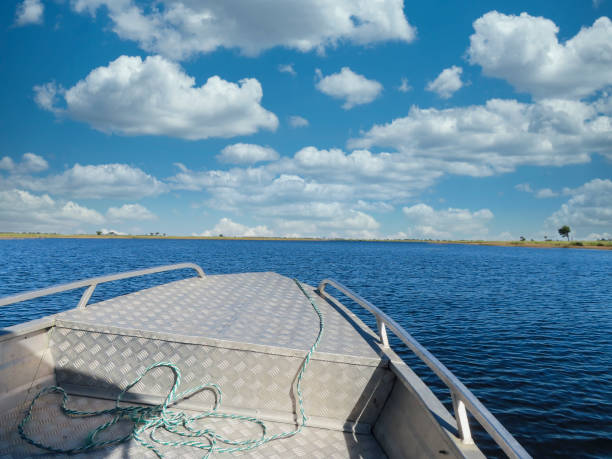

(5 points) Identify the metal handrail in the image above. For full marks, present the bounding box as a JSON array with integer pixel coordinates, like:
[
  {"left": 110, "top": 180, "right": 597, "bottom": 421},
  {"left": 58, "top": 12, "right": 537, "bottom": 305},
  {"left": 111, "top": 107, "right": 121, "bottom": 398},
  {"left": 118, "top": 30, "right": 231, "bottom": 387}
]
[
  {"left": 0, "top": 263, "right": 205, "bottom": 310},
  {"left": 318, "top": 278, "right": 531, "bottom": 459}
]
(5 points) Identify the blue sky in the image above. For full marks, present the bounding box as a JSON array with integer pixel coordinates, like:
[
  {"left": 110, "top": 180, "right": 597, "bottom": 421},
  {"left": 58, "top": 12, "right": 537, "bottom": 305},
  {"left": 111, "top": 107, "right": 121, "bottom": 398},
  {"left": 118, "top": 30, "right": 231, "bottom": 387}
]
[{"left": 1, "top": 0, "right": 611, "bottom": 240}]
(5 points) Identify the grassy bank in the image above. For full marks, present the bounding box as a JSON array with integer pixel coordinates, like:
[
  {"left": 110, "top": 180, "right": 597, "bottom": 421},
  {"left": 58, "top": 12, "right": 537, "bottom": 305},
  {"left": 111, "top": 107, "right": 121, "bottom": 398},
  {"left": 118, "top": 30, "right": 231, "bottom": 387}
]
[
  {"left": 428, "top": 239, "right": 612, "bottom": 250},
  {"left": 1, "top": 232, "right": 610, "bottom": 250}
]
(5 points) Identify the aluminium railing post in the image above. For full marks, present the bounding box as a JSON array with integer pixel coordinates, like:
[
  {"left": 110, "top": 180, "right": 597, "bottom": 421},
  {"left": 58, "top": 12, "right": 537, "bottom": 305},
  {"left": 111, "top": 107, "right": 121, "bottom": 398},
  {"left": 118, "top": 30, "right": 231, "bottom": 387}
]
[
  {"left": 451, "top": 391, "right": 474, "bottom": 444},
  {"left": 77, "top": 284, "right": 97, "bottom": 309},
  {"left": 376, "top": 317, "right": 389, "bottom": 348},
  {"left": 319, "top": 279, "right": 390, "bottom": 347}
]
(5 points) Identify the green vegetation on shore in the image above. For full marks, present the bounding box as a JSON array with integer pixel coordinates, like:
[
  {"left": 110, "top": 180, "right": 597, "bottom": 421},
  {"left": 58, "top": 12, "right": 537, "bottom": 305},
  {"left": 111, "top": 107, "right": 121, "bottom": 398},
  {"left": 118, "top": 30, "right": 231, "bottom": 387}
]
[
  {"left": 427, "top": 239, "right": 612, "bottom": 250},
  {"left": 1, "top": 232, "right": 610, "bottom": 250}
]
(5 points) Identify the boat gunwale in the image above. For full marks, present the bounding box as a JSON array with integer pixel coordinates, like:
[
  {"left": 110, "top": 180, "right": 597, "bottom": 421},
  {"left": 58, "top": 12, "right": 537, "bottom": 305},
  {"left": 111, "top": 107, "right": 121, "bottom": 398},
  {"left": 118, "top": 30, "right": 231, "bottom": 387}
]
[{"left": 319, "top": 278, "right": 531, "bottom": 459}]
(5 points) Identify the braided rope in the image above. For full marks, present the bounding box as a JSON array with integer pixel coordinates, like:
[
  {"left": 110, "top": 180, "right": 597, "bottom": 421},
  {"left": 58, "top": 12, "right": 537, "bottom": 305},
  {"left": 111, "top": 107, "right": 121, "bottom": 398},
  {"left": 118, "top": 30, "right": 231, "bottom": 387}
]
[{"left": 18, "top": 279, "right": 324, "bottom": 458}]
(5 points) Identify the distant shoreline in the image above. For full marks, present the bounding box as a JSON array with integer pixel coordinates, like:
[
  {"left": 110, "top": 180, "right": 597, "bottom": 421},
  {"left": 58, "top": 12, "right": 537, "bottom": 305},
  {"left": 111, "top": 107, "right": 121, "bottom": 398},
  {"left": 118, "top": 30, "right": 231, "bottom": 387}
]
[{"left": 1, "top": 233, "right": 610, "bottom": 250}]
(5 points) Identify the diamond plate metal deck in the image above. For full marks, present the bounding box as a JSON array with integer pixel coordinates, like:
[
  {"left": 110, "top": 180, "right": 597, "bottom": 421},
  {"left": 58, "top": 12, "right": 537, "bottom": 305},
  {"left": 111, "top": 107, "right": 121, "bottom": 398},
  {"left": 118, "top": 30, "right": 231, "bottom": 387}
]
[
  {"left": 50, "top": 327, "right": 394, "bottom": 427},
  {"left": 55, "top": 272, "right": 384, "bottom": 363},
  {"left": 0, "top": 394, "right": 387, "bottom": 458},
  {"left": 46, "top": 273, "right": 395, "bottom": 430}
]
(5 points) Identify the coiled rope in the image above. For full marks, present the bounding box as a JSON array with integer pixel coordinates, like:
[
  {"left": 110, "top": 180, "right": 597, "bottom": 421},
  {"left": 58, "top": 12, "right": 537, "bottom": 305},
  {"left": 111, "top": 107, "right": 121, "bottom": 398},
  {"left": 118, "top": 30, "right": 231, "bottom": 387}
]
[{"left": 18, "top": 279, "right": 324, "bottom": 458}]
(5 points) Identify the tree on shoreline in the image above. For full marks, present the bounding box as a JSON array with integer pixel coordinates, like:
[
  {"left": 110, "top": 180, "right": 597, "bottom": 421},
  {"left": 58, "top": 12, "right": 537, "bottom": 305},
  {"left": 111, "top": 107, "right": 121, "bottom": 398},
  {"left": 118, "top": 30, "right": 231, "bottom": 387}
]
[{"left": 558, "top": 225, "right": 571, "bottom": 241}]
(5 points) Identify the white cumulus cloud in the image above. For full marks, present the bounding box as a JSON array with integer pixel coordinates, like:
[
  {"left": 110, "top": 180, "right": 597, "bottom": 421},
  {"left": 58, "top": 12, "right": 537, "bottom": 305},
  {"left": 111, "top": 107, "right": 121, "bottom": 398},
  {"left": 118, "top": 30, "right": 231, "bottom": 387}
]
[
  {"left": 402, "top": 204, "right": 494, "bottom": 240},
  {"left": 34, "top": 55, "right": 278, "bottom": 140},
  {"left": 33, "top": 82, "right": 62, "bottom": 112},
  {"left": 99, "top": 228, "right": 127, "bottom": 236},
  {"left": 0, "top": 153, "right": 48, "bottom": 174},
  {"left": 0, "top": 189, "right": 104, "bottom": 233},
  {"left": 515, "top": 183, "right": 534, "bottom": 193},
  {"left": 15, "top": 0, "right": 43, "bottom": 26},
  {"left": 0, "top": 157, "right": 14, "bottom": 171},
  {"left": 6, "top": 163, "right": 168, "bottom": 199},
  {"left": 70, "top": 0, "right": 416, "bottom": 59},
  {"left": 586, "top": 232, "right": 611, "bottom": 240},
  {"left": 250, "top": 201, "right": 381, "bottom": 239},
  {"left": 21, "top": 153, "right": 48, "bottom": 173},
  {"left": 426, "top": 66, "right": 464, "bottom": 99},
  {"left": 167, "top": 144, "right": 441, "bottom": 238},
  {"left": 398, "top": 77, "right": 412, "bottom": 93},
  {"left": 197, "top": 218, "right": 273, "bottom": 237},
  {"left": 515, "top": 183, "right": 559, "bottom": 198},
  {"left": 217, "top": 144, "right": 279, "bottom": 165},
  {"left": 289, "top": 115, "right": 309, "bottom": 128},
  {"left": 316, "top": 67, "right": 383, "bottom": 109},
  {"left": 355, "top": 200, "right": 394, "bottom": 213},
  {"left": 107, "top": 204, "right": 157, "bottom": 221},
  {"left": 350, "top": 97, "right": 612, "bottom": 176},
  {"left": 293, "top": 147, "right": 387, "bottom": 176},
  {"left": 468, "top": 12, "right": 612, "bottom": 99},
  {"left": 547, "top": 179, "right": 612, "bottom": 237},
  {"left": 283, "top": 209, "right": 380, "bottom": 239},
  {"left": 535, "top": 188, "right": 558, "bottom": 198},
  {"left": 169, "top": 145, "right": 441, "bottom": 213},
  {"left": 278, "top": 64, "right": 296, "bottom": 76}
]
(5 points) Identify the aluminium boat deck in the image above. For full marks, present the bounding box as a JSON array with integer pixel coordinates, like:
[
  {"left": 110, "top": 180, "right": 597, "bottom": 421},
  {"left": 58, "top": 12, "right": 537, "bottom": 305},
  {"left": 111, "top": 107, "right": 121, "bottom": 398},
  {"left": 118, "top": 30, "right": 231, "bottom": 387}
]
[{"left": 0, "top": 266, "right": 530, "bottom": 458}]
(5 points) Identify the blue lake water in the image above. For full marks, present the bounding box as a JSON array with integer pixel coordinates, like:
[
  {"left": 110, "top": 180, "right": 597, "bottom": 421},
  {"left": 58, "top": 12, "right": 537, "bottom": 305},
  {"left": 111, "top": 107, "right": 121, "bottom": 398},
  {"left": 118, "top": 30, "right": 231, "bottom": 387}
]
[{"left": 0, "top": 239, "right": 610, "bottom": 458}]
